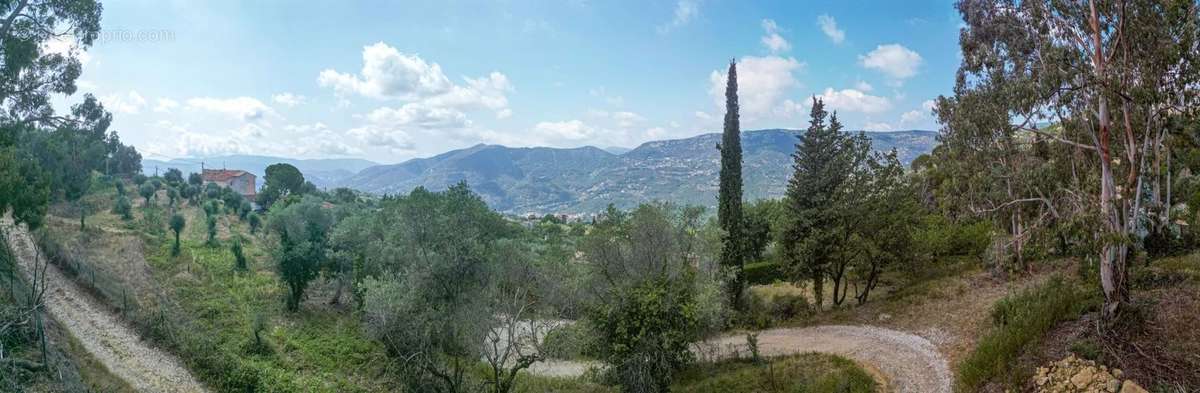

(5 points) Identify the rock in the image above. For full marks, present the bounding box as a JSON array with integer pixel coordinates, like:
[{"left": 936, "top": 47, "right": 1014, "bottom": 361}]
[
  {"left": 1112, "top": 369, "right": 1123, "bottom": 379},
  {"left": 1106, "top": 379, "right": 1121, "bottom": 392},
  {"left": 1072, "top": 368, "right": 1095, "bottom": 389},
  {"left": 1119, "top": 381, "right": 1148, "bottom": 393}
]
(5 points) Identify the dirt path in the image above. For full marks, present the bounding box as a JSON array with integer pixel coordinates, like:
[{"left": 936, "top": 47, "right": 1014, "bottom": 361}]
[
  {"left": 4, "top": 219, "right": 209, "bottom": 393},
  {"left": 531, "top": 324, "right": 951, "bottom": 393}
]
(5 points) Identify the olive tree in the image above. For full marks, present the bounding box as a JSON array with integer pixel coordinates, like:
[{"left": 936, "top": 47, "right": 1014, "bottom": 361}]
[{"left": 267, "top": 196, "right": 331, "bottom": 311}]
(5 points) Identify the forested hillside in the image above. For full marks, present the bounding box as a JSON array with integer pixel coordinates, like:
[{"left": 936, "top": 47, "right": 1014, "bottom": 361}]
[{"left": 338, "top": 129, "right": 937, "bottom": 212}]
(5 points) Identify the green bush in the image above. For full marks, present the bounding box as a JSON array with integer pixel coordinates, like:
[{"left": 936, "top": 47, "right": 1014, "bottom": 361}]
[
  {"left": 956, "top": 275, "right": 1098, "bottom": 391},
  {"left": 916, "top": 216, "right": 991, "bottom": 258},
  {"left": 112, "top": 196, "right": 133, "bottom": 220},
  {"left": 542, "top": 322, "right": 599, "bottom": 360},
  {"left": 742, "top": 289, "right": 811, "bottom": 328},
  {"left": 744, "top": 261, "right": 785, "bottom": 285}
]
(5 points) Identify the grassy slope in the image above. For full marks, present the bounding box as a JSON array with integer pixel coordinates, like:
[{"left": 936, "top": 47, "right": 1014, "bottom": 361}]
[
  {"left": 45, "top": 180, "right": 401, "bottom": 392},
  {"left": 142, "top": 202, "right": 401, "bottom": 391}
]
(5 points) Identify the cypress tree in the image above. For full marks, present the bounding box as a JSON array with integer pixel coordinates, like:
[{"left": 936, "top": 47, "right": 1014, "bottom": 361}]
[{"left": 717, "top": 59, "right": 745, "bottom": 309}]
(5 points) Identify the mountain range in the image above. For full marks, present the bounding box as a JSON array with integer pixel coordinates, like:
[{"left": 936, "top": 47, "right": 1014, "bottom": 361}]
[
  {"left": 336, "top": 129, "right": 939, "bottom": 213},
  {"left": 144, "top": 129, "right": 938, "bottom": 213}
]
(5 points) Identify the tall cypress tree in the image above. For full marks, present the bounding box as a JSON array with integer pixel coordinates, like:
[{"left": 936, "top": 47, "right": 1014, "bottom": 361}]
[{"left": 717, "top": 59, "right": 745, "bottom": 309}]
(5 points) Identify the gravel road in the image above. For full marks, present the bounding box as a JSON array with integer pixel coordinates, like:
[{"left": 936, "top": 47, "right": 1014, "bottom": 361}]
[
  {"left": 532, "top": 324, "right": 952, "bottom": 393},
  {"left": 4, "top": 220, "right": 208, "bottom": 393}
]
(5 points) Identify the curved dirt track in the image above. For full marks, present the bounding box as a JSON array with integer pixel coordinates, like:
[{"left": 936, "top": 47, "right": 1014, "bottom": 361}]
[
  {"left": 532, "top": 325, "right": 951, "bottom": 393},
  {"left": 4, "top": 220, "right": 209, "bottom": 393}
]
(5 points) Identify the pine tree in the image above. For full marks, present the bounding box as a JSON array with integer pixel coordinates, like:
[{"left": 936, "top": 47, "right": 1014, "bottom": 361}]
[{"left": 717, "top": 59, "right": 746, "bottom": 309}]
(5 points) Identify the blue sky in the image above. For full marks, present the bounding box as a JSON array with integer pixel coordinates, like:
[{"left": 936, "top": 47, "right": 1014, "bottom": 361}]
[{"left": 59, "top": 0, "right": 963, "bottom": 164}]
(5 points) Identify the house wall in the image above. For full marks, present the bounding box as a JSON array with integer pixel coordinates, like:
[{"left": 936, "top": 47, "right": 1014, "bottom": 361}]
[{"left": 229, "top": 175, "right": 255, "bottom": 195}]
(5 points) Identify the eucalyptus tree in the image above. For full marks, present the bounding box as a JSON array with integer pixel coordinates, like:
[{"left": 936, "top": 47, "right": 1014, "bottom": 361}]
[
  {"left": 0, "top": 0, "right": 103, "bottom": 230},
  {"left": 949, "top": 0, "right": 1200, "bottom": 321}
]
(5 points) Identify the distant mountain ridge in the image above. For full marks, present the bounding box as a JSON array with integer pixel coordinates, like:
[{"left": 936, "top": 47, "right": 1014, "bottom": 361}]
[
  {"left": 337, "top": 129, "right": 939, "bottom": 213},
  {"left": 141, "top": 155, "right": 378, "bottom": 190}
]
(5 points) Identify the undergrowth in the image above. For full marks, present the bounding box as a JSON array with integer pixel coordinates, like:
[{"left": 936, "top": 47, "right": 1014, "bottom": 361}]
[{"left": 955, "top": 274, "right": 1099, "bottom": 392}]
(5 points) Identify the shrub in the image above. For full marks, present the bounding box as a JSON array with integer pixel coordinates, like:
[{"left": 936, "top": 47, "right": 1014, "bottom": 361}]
[
  {"left": 231, "top": 238, "right": 247, "bottom": 271},
  {"left": 113, "top": 196, "right": 133, "bottom": 220},
  {"left": 742, "top": 288, "right": 811, "bottom": 329},
  {"left": 542, "top": 322, "right": 599, "bottom": 360},
  {"left": 169, "top": 214, "right": 186, "bottom": 256},
  {"left": 206, "top": 215, "right": 218, "bottom": 246},
  {"left": 592, "top": 279, "right": 701, "bottom": 393},
  {"left": 744, "top": 261, "right": 785, "bottom": 285},
  {"left": 956, "top": 275, "right": 1098, "bottom": 391},
  {"left": 248, "top": 213, "right": 262, "bottom": 234}
]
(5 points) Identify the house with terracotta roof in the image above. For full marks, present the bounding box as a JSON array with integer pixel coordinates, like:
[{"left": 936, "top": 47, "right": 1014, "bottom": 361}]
[{"left": 202, "top": 169, "right": 257, "bottom": 200}]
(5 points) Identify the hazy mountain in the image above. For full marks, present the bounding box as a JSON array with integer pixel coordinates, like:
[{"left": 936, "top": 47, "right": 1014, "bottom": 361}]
[
  {"left": 338, "top": 129, "right": 938, "bottom": 213},
  {"left": 141, "top": 155, "right": 378, "bottom": 189}
]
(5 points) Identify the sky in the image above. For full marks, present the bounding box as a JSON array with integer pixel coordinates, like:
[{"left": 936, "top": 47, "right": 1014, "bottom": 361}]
[{"left": 54, "top": 0, "right": 964, "bottom": 164}]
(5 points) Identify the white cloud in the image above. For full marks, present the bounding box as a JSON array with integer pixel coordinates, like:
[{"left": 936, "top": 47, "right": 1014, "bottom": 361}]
[
  {"left": 318, "top": 43, "right": 453, "bottom": 100},
  {"left": 922, "top": 99, "right": 936, "bottom": 111},
  {"left": 100, "top": 91, "right": 147, "bottom": 114},
  {"left": 816, "top": 15, "right": 845, "bottom": 44},
  {"left": 694, "top": 111, "right": 713, "bottom": 120},
  {"left": 859, "top": 44, "right": 923, "bottom": 80},
  {"left": 365, "top": 102, "right": 471, "bottom": 130},
  {"left": 317, "top": 42, "right": 513, "bottom": 118},
  {"left": 153, "top": 98, "right": 179, "bottom": 113},
  {"left": 900, "top": 99, "right": 938, "bottom": 126},
  {"left": 657, "top": 0, "right": 698, "bottom": 34},
  {"left": 532, "top": 120, "right": 597, "bottom": 142},
  {"left": 900, "top": 110, "right": 924, "bottom": 124},
  {"left": 42, "top": 36, "right": 92, "bottom": 66},
  {"left": 760, "top": 19, "right": 790, "bottom": 53},
  {"left": 709, "top": 56, "right": 805, "bottom": 118},
  {"left": 186, "top": 96, "right": 276, "bottom": 122},
  {"left": 855, "top": 80, "right": 874, "bottom": 92},
  {"left": 272, "top": 92, "right": 306, "bottom": 107},
  {"left": 863, "top": 121, "right": 894, "bottom": 131},
  {"left": 817, "top": 88, "right": 891, "bottom": 114}
]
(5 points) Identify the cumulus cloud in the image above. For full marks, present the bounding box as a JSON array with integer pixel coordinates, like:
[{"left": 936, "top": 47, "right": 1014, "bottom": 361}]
[
  {"left": 100, "top": 91, "right": 147, "bottom": 114},
  {"left": 153, "top": 98, "right": 179, "bottom": 113},
  {"left": 709, "top": 56, "right": 805, "bottom": 118},
  {"left": 863, "top": 121, "right": 894, "bottom": 131},
  {"left": 532, "top": 120, "right": 597, "bottom": 142},
  {"left": 817, "top": 88, "right": 891, "bottom": 114},
  {"left": 317, "top": 42, "right": 512, "bottom": 118},
  {"left": 859, "top": 44, "right": 923, "bottom": 80},
  {"left": 900, "top": 99, "right": 938, "bottom": 126},
  {"left": 855, "top": 80, "right": 874, "bottom": 92},
  {"left": 657, "top": 0, "right": 698, "bottom": 34},
  {"left": 761, "top": 19, "right": 790, "bottom": 53},
  {"left": 365, "top": 102, "right": 471, "bottom": 130},
  {"left": 186, "top": 96, "right": 276, "bottom": 122},
  {"left": 816, "top": 15, "right": 845, "bottom": 44},
  {"left": 272, "top": 92, "right": 306, "bottom": 107}
]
